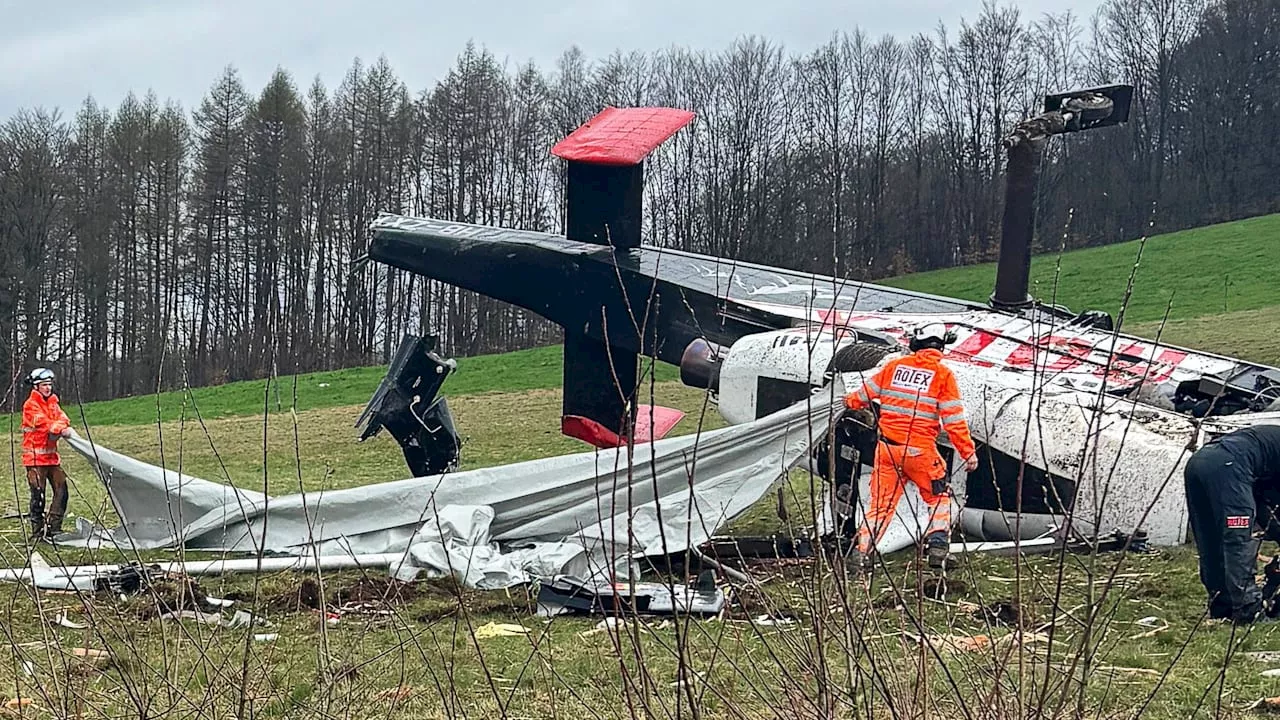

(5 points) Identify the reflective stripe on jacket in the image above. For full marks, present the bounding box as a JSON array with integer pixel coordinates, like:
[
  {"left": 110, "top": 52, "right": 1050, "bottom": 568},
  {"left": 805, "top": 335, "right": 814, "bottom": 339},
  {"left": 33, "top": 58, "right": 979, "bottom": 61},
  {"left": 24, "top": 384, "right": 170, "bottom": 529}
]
[
  {"left": 843, "top": 348, "right": 977, "bottom": 460},
  {"left": 21, "top": 389, "right": 70, "bottom": 467}
]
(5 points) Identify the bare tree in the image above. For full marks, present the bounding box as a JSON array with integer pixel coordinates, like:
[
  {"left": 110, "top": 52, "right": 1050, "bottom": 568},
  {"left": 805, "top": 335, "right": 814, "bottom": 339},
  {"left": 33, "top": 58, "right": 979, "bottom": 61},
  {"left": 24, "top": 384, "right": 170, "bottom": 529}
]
[
  {"left": 244, "top": 69, "right": 309, "bottom": 377},
  {"left": 0, "top": 109, "right": 69, "bottom": 374},
  {"left": 63, "top": 99, "right": 116, "bottom": 399},
  {"left": 187, "top": 67, "right": 250, "bottom": 386}
]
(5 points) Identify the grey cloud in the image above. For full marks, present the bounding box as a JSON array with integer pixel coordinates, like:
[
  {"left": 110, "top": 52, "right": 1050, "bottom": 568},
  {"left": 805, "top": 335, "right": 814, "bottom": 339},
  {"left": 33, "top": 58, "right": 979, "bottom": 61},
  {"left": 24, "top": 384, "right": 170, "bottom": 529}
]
[{"left": 0, "top": 0, "right": 1103, "bottom": 117}]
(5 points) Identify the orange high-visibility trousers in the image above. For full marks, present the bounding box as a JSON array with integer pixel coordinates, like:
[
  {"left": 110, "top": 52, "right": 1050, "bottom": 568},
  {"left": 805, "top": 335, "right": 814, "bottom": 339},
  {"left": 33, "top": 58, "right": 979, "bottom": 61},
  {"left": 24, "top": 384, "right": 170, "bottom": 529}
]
[{"left": 855, "top": 441, "right": 951, "bottom": 554}]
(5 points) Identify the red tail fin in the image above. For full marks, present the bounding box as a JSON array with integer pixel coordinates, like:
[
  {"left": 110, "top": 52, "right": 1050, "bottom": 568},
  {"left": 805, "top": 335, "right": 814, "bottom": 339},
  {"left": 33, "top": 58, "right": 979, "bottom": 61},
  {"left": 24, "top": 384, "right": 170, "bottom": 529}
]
[{"left": 563, "top": 404, "right": 686, "bottom": 448}]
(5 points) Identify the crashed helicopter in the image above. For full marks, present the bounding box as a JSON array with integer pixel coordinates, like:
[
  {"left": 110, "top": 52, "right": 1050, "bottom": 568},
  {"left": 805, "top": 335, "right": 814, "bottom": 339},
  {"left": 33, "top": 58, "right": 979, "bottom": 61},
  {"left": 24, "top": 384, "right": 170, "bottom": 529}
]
[
  {"left": 364, "top": 84, "right": 1280, "bottom": 551},
  {"left": 28, "top": 85, "right": 1278, "bottom": 598}
]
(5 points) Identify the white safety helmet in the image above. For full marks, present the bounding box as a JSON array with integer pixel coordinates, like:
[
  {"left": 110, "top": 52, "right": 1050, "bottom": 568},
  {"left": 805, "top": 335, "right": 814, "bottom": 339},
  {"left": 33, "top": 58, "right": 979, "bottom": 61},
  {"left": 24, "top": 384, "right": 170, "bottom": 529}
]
[
  {"left": 910, "top": 323, "right": 956, "bottom": 351},
  {"left": 913, "top": 323, "right": 949, "bottom": 343},
  {"left": 27, "top": 368, "right": 55, "bottom": 386}
]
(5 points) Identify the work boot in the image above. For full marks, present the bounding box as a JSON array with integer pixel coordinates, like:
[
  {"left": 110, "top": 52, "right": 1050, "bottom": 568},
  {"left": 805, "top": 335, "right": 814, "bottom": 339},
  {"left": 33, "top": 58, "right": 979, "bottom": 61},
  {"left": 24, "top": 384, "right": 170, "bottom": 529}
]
[
  {"left": 926, "top": 533, "right": 950, "bottom": 570},
  {"left": 27, "top": 488, "right": 45, "bottom": 542},
  {"left": 927, "top": 545, "right": 949, "bottom": 570},
  {"left": 847, "top": 547, "right": 874, "bottom": 573},
  {"left": 1234, "top": 604, "right": 1279, "bottom": 626},
  {"left": 45, "top": 510, "right": 64, "bottom": 536}
]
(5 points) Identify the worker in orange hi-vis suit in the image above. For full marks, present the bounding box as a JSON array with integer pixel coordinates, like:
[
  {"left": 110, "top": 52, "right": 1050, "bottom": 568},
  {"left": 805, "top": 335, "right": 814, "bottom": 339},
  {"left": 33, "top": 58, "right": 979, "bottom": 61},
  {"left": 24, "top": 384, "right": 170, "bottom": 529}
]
[
  {"left": 21, "top": 368, "right": 75, "bottom": 541},
  {"left": 843, "top": 323, "right": 979, "bottom": 570}
]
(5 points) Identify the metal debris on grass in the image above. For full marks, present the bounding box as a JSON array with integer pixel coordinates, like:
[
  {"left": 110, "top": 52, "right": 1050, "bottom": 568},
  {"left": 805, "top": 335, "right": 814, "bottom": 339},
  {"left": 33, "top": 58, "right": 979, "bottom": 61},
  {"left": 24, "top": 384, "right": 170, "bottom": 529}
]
[
  {"left": 52, "top": 611, "right": 87, "bottom": 629},
  {"left": 474, "top": 622, "right": 531, "bottom": 639}
]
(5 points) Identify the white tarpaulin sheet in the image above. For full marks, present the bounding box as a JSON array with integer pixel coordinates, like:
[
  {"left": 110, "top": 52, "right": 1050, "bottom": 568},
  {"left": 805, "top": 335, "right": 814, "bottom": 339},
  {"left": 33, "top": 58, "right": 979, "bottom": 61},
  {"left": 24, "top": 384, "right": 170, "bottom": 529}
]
[{"left": 49, "top": 391, "right": 844, "bottom": 589}]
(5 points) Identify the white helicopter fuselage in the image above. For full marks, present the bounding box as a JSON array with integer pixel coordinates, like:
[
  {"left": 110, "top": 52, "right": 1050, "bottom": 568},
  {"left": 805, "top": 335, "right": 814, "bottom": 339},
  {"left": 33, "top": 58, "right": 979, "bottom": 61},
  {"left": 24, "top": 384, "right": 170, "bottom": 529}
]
[{"left": 705, "top": 303, "right": 1279, "bottom": 547}]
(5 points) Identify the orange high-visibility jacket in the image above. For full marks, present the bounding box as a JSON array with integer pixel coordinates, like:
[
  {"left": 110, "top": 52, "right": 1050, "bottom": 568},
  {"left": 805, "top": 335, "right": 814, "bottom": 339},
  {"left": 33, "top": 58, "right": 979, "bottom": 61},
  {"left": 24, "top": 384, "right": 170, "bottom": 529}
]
[
  {"left": 844, "top": 348, "right": 977, "bottom": 460},
  {"left": 21, "top": 389, "right": 71, "bottom": 467}
]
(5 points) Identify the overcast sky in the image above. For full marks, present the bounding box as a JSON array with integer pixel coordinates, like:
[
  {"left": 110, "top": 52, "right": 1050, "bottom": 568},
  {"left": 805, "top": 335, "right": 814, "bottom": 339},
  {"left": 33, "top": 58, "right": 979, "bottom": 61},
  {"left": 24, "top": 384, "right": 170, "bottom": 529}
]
[{"left": 0, "top": 0, "right": 1105, "bottom": 118}]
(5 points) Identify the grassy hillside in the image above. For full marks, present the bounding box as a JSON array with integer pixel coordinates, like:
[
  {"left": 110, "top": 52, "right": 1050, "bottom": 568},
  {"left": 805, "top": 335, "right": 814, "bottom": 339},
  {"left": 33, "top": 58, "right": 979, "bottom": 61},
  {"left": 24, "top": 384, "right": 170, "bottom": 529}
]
[
  {"left": 882, "top": 213, "right": 1280, "bottom": 364},
  {"left": 882, "top": 213, "right": 1280, "bottom": 324},
  {"left": 8, "top": 345, "right": 680, "bottom": 428}
]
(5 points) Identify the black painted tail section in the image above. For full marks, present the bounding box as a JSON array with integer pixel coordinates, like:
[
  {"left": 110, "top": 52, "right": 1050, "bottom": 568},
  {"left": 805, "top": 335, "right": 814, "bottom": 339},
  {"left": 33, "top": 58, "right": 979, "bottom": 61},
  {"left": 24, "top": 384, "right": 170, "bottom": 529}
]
[
  {"left": 564, "top": 161, "right": 645, "bottom": 249},
  {"left": 550, "top": 107, "right": 695, "bottom": 447},
  {"left": 560, "top": 331, "right": 641, "bottom": 446}
]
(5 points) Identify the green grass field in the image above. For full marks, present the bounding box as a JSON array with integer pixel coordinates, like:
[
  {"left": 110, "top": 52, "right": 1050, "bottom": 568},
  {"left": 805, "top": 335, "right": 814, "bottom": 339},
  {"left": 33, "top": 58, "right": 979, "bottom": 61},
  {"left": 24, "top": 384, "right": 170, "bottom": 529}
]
[
  {"left": 24, "top": 345, "right": 680, "bottom": 428},
  {"left": 883, "top": 214, "right": 1280, "bottom": 323},
  {"left": 883, "top": 213, "right": 1280, "bottom": 363},
  {"left": 2, "top": 213, "right": 1280, "bottom": 717}
]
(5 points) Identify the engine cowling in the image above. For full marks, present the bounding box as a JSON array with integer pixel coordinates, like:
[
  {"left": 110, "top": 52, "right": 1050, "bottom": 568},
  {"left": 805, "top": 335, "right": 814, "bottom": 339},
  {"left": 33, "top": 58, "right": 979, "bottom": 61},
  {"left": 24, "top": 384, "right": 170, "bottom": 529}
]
[{"left": 694, "top": 327, "right": 902, "bottom": 425}]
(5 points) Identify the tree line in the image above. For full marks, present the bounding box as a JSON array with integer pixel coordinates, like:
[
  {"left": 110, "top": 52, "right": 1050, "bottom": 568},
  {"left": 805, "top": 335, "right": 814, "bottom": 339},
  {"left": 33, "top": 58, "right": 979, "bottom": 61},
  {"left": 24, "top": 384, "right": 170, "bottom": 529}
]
[{"left": 1, "top": 0, "right": 1275, "bottom": 404}]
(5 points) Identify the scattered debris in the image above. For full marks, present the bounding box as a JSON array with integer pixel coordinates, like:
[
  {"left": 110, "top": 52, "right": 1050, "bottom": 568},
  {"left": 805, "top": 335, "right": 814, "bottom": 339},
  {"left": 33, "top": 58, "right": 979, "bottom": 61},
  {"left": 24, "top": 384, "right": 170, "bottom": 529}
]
[
  {"left": 337, "top": 602, "right": 398, "bottom": 618},
  {"left": 948, "top": 537, "right": 1059, "bottom": 557},
  {"left": 374, "top": 686, "right": 414, "bottom": 704},
  {"left": 52, "top": 611, "right": 87, "bottom": 629},
  {"left": 474, "top": 622, "right": 530, "bottom": 639},
  {"left": 908, "top": 630, "right": 1050, "bottom": 654},
  {"left": 312, "top": 610, "right": 341, "bottom": 626},
  {"left": 578, "top": 617, "right": 621, "bottom": 637},
  {"left": 1248, "top": 696, "right": 1280, "bottom": 713},
  {"left": 159, "top": 609, "right": 262, "bottom": 629},
  {"left": 537, "top": 572, "right": 724, "bottom": 618},
  {"left": 922, "top": 577, "right": 968, "bottom": 599},
  {"left": 982, "top": 600, "right": 1026, "bottom": 628},
  {"left": 1128, "top": 616, "right": 1170, "bottom": 639},
  {"left": 129, "top": 571, "right": 227, "bottom": 620},
  {"left": 669, "top": 670, "right": 707, "bottom": 690},
  {"left": 67, "top": 647, "right": 113, "bottom": 669}
]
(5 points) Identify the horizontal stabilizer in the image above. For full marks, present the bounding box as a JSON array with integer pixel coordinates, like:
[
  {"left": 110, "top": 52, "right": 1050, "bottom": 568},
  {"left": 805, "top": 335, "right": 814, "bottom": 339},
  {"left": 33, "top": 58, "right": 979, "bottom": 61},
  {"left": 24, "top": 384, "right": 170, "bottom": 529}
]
[
  {"left": 552, "top": 106, "right": 695, "bottom": 250},
  {"left": 551, "top": 106, "right": 695, "bottom": 166},
  {"left": 562, "top": 405, "right": 686, "bottom": 448},
  {"left": 632, "top": 405, "right": 686, "bottom": 443}
]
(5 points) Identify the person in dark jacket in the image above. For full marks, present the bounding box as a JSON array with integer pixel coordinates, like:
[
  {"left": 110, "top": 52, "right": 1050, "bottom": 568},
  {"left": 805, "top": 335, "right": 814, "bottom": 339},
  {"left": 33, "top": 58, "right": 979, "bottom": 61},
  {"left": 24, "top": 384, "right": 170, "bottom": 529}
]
[{"left": 1183, "top": 424, "right": 1280, "bottom": 624}]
